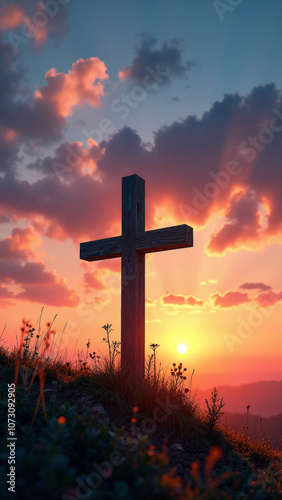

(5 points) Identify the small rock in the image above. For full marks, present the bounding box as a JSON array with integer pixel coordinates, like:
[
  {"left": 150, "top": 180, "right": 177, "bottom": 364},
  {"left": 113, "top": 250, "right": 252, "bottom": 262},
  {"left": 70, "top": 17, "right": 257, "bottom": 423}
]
[
  {"left": 81, "top": 395, "right": 91, "bottom": 402},
  {"left": 92, "top": 404, "right": 107, "bottom": 415},
  {"left": 171, "top": 443, "right": 184, "bottom": 451}
]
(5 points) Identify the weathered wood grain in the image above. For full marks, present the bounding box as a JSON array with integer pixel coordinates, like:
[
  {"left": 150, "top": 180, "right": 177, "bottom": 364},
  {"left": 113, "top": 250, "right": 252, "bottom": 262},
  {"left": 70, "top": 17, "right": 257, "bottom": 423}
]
[
  {"left": 80, "top": 236, "right": 122, "bottom": 261},
  {"left": 136, "top": 224, "right": 193, "bottom": 253},
  {"left": 121, "top": 175, "right": 145, "bottom": 378}
]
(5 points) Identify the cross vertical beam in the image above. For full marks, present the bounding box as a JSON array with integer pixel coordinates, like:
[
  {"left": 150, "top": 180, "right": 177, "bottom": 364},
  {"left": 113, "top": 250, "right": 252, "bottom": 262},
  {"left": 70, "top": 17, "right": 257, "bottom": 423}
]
[
  {"left": 121, "top": 175, "right": 145, "bottom": 377},
  {"left": 80, "top": 174, "right": 193, "bottom": 379}
]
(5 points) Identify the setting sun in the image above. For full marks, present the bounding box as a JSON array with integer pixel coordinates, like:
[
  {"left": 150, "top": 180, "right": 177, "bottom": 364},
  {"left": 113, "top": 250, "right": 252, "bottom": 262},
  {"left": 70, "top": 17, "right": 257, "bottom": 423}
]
[{"left": 177, "top": 344, "right": 188, "bottom": 354}]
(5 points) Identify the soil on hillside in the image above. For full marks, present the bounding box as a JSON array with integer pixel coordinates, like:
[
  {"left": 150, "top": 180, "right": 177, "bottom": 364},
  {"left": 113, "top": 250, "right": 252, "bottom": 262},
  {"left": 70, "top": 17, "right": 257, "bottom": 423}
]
[{"left": 40, "top": 380, "right": 272, "bottom": 486}]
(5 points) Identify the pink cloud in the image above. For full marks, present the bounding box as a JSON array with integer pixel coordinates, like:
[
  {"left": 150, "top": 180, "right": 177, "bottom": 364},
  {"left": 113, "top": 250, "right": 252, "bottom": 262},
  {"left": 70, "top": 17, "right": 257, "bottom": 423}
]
[
  {"left": 118, "top": 67, "right": 132, "bottom": 81},
  {"left": 35, "top": 58, "right": 109, "bottom": 118},
  {"left": 162, "top": 293, "right": 204, "bottom": 307},
  {"left": 1, "top": 79, "right": 282, "bottom": 255},
  {"left": 0, "top": 260, "right": 79, "bottom": 307},
  {"left": 255, "top": 290, "right": 282, "bottom": 308},
  {"left": 0, "top": 226, "right": 42, "bottom": 260},
  {"left": 0, "top": 4, "right": 24, "bottom": 30},
  {"left": 0, "top": 43, "right": 109, "bottom": 142},
  {"left": 0, "top": 285, "right": 14, "bottom": 308},
  {"left": 211, "top": 291, "right": 251, "bottom": 308},
  {"left": 30, "top": 140, "right": 100, "bottom": 177},
  {"left": 240, "top": 282, "right": 272, "bottom": 292},
  {"left": 0, "top": 1, "right": 70, "bottom": 49},
  {"left": 85, "top": 296, "right": 109, "bottom": 307},
  {"left": 83, "top": 270, "right": 106, "bottom": 293},
  {"left": 0, "top": 227, "right": 79, "bottom": 308},
  {"left": 207, "top": 190, "right": 265, "bottom": 255},
  {"left": 0, "top": 170, "right": 122, "bottom": 243},
  {"left": 16, "top": 281, "right": 79, "bottom": 307}
]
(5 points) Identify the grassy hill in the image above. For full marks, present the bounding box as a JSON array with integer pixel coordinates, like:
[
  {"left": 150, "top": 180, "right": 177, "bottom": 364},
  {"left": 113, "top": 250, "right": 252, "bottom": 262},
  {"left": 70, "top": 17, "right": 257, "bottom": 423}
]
[{"left": 0, "top": 321, "right": 281, "bottom": 499}]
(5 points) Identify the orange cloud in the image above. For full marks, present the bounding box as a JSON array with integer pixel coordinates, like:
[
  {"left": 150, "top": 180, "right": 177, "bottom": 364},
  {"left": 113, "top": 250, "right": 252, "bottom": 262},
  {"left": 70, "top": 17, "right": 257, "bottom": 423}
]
[
  {"left": 3, "top": 128, "right": 17, "bottom": 142},
  {"left": 0, "top": 4, "right": 24, "bottom": 30},
  {"left": 118, "top": 67, "right": 132, "bottom": 81},
  {"left": 161, "top": 293, "right": 204, "bottom": 307},
  {"left": 35, "top": 58, "right": 109, "bottom": 118},
  {"left": 211, "top": 291, "right": 251, "bottom": 308}
]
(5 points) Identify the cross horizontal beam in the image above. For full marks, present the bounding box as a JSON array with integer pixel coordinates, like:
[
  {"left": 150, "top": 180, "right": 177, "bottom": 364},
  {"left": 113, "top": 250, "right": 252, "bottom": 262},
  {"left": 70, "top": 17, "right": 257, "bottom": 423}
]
[
  {"left": 80, "top": 224, "right": 193, "bottom": 261},
  {"left": 136, "top": 224, "right": 193, "bottom": 254},
  {"left": 80, "top": 236, "right": 122, "bottom": 262}
]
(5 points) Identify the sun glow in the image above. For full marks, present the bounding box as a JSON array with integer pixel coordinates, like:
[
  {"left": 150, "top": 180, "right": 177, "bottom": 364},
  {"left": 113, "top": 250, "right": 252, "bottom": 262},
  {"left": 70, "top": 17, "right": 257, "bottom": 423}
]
[{"left": 177, "top": 344, "right": 187, "bottom": 354}]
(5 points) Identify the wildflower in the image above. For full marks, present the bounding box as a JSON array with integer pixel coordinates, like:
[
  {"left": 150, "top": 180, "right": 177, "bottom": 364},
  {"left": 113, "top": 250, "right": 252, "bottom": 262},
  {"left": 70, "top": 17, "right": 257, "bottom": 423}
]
[
  {"left": 131, "top": 417, "right": 137, "bottom": 424},
  {"left": 148, "top": 445, "right": 155, "bottom": 457},
  {"left": 246, "top": 404, "right": 250, "bottom": 409},
  {"left": 184, "top": 388, "right": 189, "bottom": 393},
  {"left": 133, "top": 406, "right": 138, "bottom": 414},
  {"left": 57, "top": 416, "right": 66, "bottom": 425},
  {"left": 205, "top": 446, "right": 222, "bottom": 477},
  {"left": 161, "top": 470, "right": 182, "bottom": 491}
]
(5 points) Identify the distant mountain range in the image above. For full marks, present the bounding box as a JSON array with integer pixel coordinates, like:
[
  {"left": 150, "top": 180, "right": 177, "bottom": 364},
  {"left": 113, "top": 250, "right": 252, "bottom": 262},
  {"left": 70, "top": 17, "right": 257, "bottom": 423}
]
[
  {"left": 194, "top": 380, "right": 282, "bottom": 418},
  {"left": 194, "top": 381, "right": 282, "bottom": 449}
]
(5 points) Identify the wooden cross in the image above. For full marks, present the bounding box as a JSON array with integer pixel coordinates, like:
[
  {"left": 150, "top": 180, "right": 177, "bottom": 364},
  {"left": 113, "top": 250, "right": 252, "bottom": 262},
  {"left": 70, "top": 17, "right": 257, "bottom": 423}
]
[{"left": 80, "top": 174, "right": 193, "bottom": 378}]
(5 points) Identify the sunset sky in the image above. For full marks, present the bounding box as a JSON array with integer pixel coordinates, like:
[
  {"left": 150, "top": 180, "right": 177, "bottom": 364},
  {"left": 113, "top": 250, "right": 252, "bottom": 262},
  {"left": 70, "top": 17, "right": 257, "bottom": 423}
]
[{"left": 1, "top": 0, "right": 282, "bottom": 389}]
